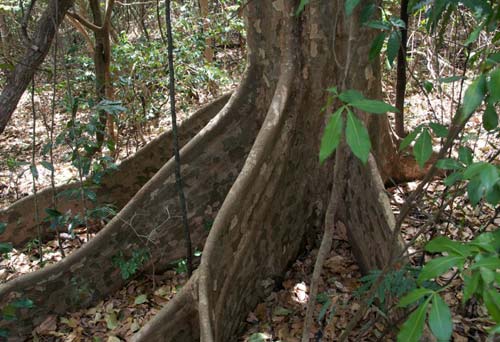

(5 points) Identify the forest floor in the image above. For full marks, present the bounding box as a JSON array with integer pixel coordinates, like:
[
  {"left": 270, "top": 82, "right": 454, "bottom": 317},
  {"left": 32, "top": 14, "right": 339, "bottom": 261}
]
[{"left": 0, "top": 75, "right": 499, "bottom": 341}]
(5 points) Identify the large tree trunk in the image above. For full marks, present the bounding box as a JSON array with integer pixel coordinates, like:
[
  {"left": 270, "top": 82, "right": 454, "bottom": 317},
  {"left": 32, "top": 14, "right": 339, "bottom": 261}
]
[
  {"left": 0, "top": 0, "right": 401, "bottom": 340},
  {"left": 0, "top": 0, "right": 74, "bottom": 135}
]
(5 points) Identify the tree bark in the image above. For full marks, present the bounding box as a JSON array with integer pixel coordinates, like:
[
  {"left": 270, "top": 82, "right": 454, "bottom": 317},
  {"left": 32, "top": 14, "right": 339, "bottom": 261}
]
[
  {"left": 88, "top": 0, "right": 116, "bottom": 147},
  {"left": 198, "top": 0, "right": 213, "bottom": 63},
  {"left": 0, "top": 0, "right": 402, "bottom": 340},
  {"left": 0, "top": 14, "right": 12, "bottom": 63},
  {"left": 0, "top": 0, "right": 75, "bottom": 135}
]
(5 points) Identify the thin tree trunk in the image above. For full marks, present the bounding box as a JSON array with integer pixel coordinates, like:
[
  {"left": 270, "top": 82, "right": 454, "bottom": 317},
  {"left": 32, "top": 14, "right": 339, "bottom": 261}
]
[
  {"left": 89, "top": 0, "right": 115, "bottom": 149},
  {"left": 199, "top": 0, "right": 213, "bottom": 63},
  {"left": 0, "top": 14, "right": 12, "bottom": 63},
  {"left": 395, "top": 0, "right": 409, "bottom": 137},
  {"left": 0, "top": 0, "right": 75, "bottom": 135}
]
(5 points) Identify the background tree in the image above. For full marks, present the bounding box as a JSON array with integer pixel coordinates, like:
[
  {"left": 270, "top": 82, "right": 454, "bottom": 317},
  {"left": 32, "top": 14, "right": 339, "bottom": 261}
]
[{"left": 0, "top": 0, "right": 74, "bottom": 135}]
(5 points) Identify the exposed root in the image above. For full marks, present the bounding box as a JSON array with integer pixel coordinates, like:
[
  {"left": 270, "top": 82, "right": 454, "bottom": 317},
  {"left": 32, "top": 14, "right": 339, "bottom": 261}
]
[
  {"left": 0, "top": 93, "right": 230, "bottom": 247},
  {"left": 0, "top": 88, "right": 255, "bottom": 338}
]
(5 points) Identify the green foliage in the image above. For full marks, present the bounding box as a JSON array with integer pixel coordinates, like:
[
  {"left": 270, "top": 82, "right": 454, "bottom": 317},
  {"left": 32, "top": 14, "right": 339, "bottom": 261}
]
[
  {"left": 296, "top": 0, "right": 310, "bottom": 15},
  {"left": 248, "top": 333, "right": 268, "bottom": 342},
  {"left": 437, "top": 158, "right": 500, "bottom": 206},
  {"left": 111, "top": 3, "right": 244, "bottom": 132},
  {"left": 345, "top": 0, "right": 361, "bottom": 16},
  {"left": 413, "top": 128, "right": 433, "bottom": 169},
  {"left": 0, "top": 297, "right": 34, "bottom": 337},
  {"left": 398, "top": 231, "right": 500, "bottom": 341},
  {"left": 174, "top": 259, "right": 188, "bottom": 274},
  {"left": 462, "top": 74, "right": 487, "bottom": 120},
  {"left": 0, "top": 222, "right": 12, "bottom": 255},
  {"left": 355, "top": 266, "right": 418, "bottom": 312},
  {"left": 346, "top": 109, "right": 372, "bottom": 163},
  {"left": 112, "top": 249, "right": 150, "bottom": 280},
  {"left": 319, "top": 108, "right": 343, "bottom": 164},
  {"left": 398, "top": 296, "right": 430, "bottom": 342},
  {"left": 319, "top": 88, "right": 398, "bottom": 164}
]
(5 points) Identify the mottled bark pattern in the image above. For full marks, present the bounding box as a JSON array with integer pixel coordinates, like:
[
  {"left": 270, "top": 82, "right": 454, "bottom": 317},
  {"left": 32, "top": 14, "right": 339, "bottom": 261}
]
[
  {"left": 137, "top": 0, "right": 400, "bottom": 341},
  {"left": 0, "top": 0, "right": 402, "bottom": 340}
]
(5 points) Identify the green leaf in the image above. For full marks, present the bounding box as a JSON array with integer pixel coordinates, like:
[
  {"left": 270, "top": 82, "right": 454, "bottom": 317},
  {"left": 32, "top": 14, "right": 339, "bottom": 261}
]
[
  {"left": 387, "top": 30, "right": 401, "bottom": 67},
  {"left": 295, "top": 0, "right": 310, "bottom": 15},
  {"left": 134, "top": 294, "right": 148, "bottom": 305},
  {"left": 484, "top": 289, "right": 500, "bottom": 323},
  {"left": 319, "top": 108, "right": 344, "bottom": 164},
  {"left": 467, "top": 163, "right": 499, "bottom": 192},
  {"left": 0, "top": 242, "right": 13, "bottom": 254},
  {"left": 486, "top": 184, "right": 500, "bottom": 205},
  {"left": 399, "top": 127, "right": 421, "bottom": 151},
  {"left": 438, "top": 76, "right": 464, "bottom": 83},
  {"left": 360, "top": 3, "right": 375, "bottom": 24},
  {"left": 480, "top": 267, "right": 495, "bottom": 284},
  {"left": 0, "top": 328, "right": 9, "bottom": 338},
  {"left": 389, "top": 17, "right": 406, "bottom": 28},
  {"left": 489, "top": 68, "right": 500, "bottom": 103},
  {"left": 427, "top": 0, "right": 447, "bottom": 32},
  {"left": 105, "top": 312, "right": 118, "bottom": 330},
  {"left": 346, "top": 109, "right": 371, "bottom": 164},
  {"left": 30, "top": 164, "right": 38, "bottom": 180},
  {"left": 398, "top": 288, "right": 434, "bottom": 307},
  {"left": 418, "top": 255, "right": 465, "bottom": 284},
  {"left": 463, "top": 271, "right": 480, "bottom": 303},
  {"left": 436, "top": 159, "right": 463, "bottom": 171},
  {"left": 40, "top": 161, "right": 54, "bottom": 172},
  {"left": 458, "top": 146, "right": 473, "bottom": 165},
  {"left": 464, "top": 162, "right": 491, "bottom": 179},
  {"left": 429, "top": 294, "right": 453, "bottom": 342},
  {"left": 413, "top": 129, "right": 433, "bottom": 169},
  {"left": 369, "top": 33, "right": 386, "bottom": 61},
  {"left": 2, "top": 304, "right": 16, "bottom": 320},
  {"left": 472, "top": 231, "right": 500, "bottom": 252},
  {"left": 425, "top": 236, "right": 471, "bottom": 257},
  {"left": 471, "top": 256, "right": 500, "bottom": 271},
  {"left": 443, "top": 172, "right": 462, "bottom": 187},
  {"left": 429, "top": 122, "right": 448, "bottom": 138},
  {"left": 483, "top": 104, "right": 498, "bottom": 131},
  {"left": 327, "top": 87, "right": 338, "bottom": 95},
  {"left": 462, "top": 75, "right": 486, "bottom": 119},
  {"left": 273, "top": 306, "right": 292, "bottom": 316},
  {"left": 345, "top": 0, "right": 361, "bottom": 16},
  {"left": 85, "top": 189, "right": 97, "bottom": 203},
  {"left": 365, "top": 20, "right": 391, "bottom": 30},
  {"left": 467, "top": 177, "right": 485, "bottom": 206},
  {"left": 424, "top": 81, "right": 434, "bottom": 93},
  {"left": 0, "top": 222, "right": 6, "bottom": 235},
  {"left": 12, "top": 298, "right": 33, "bottom": 309},
  {"left": 397, "top": 298, "right": 430, "bottom": 342},
  {"left": 248, "top": 333, "right": 267, "bottom": 342},
  {"left": 465, "top": 24, "right": 483, "bottom": 46},
  {"left": 339, "top": 89, "right": 364, "bottom": 103},
  {"left": 318, "top": 298, "right": 332, "bottom": 322},
  {"left": 489, "top": 325, "right": 500, "bottom": 338},
  {"left": 350, "top": 99, "right": 398, "bottom": 114},
  {"left": 45, "top": 208, "right": 62, "bottom": 217}
]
